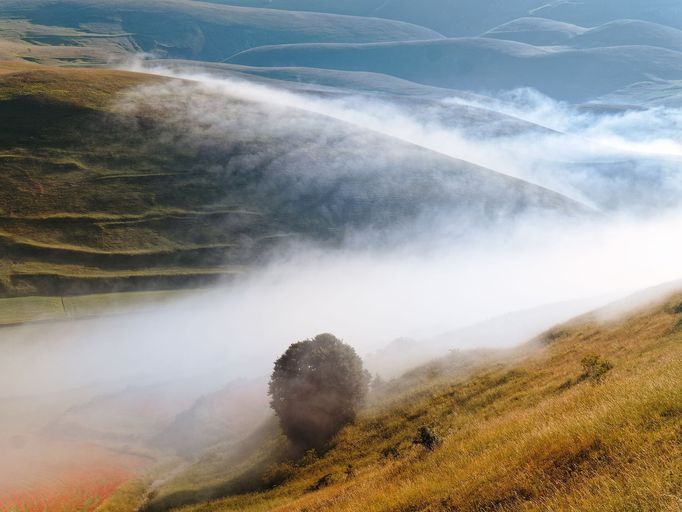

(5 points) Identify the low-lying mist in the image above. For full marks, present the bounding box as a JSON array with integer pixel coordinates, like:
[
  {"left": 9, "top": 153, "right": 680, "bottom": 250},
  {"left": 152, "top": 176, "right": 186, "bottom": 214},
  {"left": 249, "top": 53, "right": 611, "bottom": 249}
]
[
  {"left": 2, "top": 64, "right": 682, "bottom": 476},
  {"left": 132, "top": 63, "right": 682, "bottom": 214},
  {"left": 3, "top": 208, "right": 682, "bottom": 398}
]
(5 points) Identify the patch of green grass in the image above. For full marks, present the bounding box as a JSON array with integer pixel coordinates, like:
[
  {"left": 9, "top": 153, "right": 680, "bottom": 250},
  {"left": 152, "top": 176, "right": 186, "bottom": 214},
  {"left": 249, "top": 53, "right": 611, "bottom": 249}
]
[{"left": 0, "top": 289, "right": 196, "bottom": 325}]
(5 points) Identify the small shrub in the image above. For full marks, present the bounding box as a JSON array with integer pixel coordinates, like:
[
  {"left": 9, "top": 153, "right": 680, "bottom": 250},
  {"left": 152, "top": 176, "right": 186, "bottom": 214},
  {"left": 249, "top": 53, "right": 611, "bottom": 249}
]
[
  {"left": 579, "top": 355, "right": 614, "bottom": 383},
  {"left": 262, "top": 463, "right": 296, "bottom": 488},
  {"left": 345, "top": 464, "right": 356, "bottom": 479},
  {"left": 670, "top": 301, "right": 682, "bottom": 314},
  {"left": 540, "top": 328, "right": 570, "bottom": 345},
  {"left": 413, "top": 426, "right": 442, "bottom": 451},
  {"left": 557, "top": 378, "right": 576, "bottom": 392},
  {"left": 297, "top": 449, "right": 318, "bottom": 467},
  {"left": 308, "top": 473, "right": 333, "bottom": 491},
  {"left": 381, "top": 444, "right": 400, "bottom": 459}
]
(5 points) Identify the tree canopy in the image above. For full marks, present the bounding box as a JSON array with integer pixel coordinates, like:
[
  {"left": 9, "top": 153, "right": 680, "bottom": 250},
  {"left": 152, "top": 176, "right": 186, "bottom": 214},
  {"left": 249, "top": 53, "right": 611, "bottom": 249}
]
[{"left": 269, "top": 333, "right": 370, "bottom": 449}]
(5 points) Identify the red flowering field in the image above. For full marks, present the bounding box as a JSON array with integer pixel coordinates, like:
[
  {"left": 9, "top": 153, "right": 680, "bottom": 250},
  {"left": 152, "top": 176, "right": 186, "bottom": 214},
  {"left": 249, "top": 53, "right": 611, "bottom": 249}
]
[{"left": 0, "top": 438, "right": 150, "bottom": 512}]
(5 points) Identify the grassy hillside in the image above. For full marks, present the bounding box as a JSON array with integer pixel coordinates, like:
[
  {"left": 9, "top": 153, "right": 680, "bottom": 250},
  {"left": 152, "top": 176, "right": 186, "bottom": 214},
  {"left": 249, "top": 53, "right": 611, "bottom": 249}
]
[
  {"left": 0, "top": 63, "right": 248, "bottom": 298},
  {"left": 0, "top": 0, "right": 441, "bottom": 65},
  {"left": 139, "top": 290, "right": 682, "bottom": 512},
  {"left": 0, "top": 61, "right": 581, "bottom": 300},
  {"left": 228, "top": 37, "right": 682, "bottom": 102}
]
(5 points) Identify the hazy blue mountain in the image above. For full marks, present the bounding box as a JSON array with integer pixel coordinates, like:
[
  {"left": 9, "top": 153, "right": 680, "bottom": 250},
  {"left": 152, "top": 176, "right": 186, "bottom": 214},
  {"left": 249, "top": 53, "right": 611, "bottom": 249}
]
[
  {"left": 203, "top": 0, "right": 550, "bottom": 36},
  {"left": 483, "top": 17, "right": 588, "bottom": 45},
  {"left": 228, "top": 38, "right": 682, "bottom": 102},
  {"left": 486, "top": 17, "right": 682, "bottom": 53},
  {"left": 532, "top": 0, "right": 682, "bottom": 31},
  {"left": 199, "top": 0, "right": 682, "bottom": 39},
  {"left": 0, "top": 0, "right": 442, "bottom": 61},
  {"left": 572, "top": 20, "right": 682, "bottom": 52}
]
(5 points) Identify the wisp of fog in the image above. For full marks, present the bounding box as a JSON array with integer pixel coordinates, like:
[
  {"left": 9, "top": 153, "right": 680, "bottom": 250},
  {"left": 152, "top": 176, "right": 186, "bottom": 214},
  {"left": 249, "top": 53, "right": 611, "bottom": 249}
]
[{"left": 2, "top": 63, "right": 682, "bottom": 402}]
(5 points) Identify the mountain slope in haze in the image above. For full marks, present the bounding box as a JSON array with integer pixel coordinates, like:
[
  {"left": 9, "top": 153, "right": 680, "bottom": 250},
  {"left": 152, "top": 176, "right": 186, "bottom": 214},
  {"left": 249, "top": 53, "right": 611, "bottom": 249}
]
[
  {"left": 140, "top": 288, "right": 682, "bottom": 512},
  {"left": 0, "top": 62, "right": 581, "bottom": 299},
  {"left": 228, "top": 37, "right": 682, "bottom": 102},
  {"left": 486, "top": 17, "right": 682, "bottom": 53},
  {"left": 148, "top": 60, "right": 556, "bottom": 138},
  {"left": 0, "top": 0, "right": 442, "bottom": 64},
  {"left": 153, "top": 379, "right": 269, "bottom": 458},
  {"left": 203, "top": 0, "right": 550, "bottom": 37},
  {"left": 572, "top": 19, "right": 682, "bottom": 52},
  {"left": 483, "top": 17, "right": 587, "bottom": 46},
  {"left": 533, "top": 0, "right": 682, "bottom": 31},
  {"left": 173, "top": 0, "right": 682, "bottom": 40}
]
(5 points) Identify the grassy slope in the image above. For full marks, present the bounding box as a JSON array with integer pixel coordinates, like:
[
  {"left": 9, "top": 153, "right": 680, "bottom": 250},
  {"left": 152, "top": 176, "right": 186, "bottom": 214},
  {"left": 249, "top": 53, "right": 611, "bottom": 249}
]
[
  {"left": 0, "top": 62, "right": 248, "bottom": 300},
  {"left": 0, "top": 62, "right": 281, "bottom": 302},
  {"left": 154, "top": 292, "right": 682, "bottom": 512},
  {"left": 0, "top": 61, "right": 582, "bottom": 303}
]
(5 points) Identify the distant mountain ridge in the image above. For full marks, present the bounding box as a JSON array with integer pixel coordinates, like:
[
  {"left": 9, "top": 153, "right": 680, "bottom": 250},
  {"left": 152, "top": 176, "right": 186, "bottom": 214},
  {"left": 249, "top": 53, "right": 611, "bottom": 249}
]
[{"left": 227, "top": 38, "right": 682, "bottom": 102}]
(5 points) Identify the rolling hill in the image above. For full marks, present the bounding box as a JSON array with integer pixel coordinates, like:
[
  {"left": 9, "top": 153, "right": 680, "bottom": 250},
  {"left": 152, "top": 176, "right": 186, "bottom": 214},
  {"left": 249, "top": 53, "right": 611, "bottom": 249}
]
[
  {"left": 482, "top": 17, "right": 587, "bottom": 46},
  {"left": 486, "top": 18, "right": 682, "bottom": 53},
  {"left": 132, "top": 286, "right": 682, "bottom": 512},
  {"left": 572, "top": 19, "right": 682, "bottom": 52},
  {"left": 0, "top": 0, "right": 442, "bottom": 64},
  {"left": 228, "top": 37, "right": 682, "bottom": 102},
  {"left": 201, "top": 0, "right": 551, "bottom": 37},
  {"left": 0, "top": 61, "right": 581, "bottom": 299},
  {"left": 532, "top": 0, "right": 682, "bottom": 31}
]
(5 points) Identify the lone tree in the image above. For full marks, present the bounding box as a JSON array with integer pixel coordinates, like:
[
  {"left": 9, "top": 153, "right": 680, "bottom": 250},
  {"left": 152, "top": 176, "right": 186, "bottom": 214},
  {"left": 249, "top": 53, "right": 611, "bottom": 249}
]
[{"left": 269, "top": 333, "right": 370, "bottom": 450}]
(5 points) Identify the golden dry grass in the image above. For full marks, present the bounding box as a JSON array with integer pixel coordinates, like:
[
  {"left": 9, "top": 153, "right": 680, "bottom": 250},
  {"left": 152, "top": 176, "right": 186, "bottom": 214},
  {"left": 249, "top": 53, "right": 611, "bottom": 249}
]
[{"left": 171, "top": 294, "right": 682, "bottom": 512}]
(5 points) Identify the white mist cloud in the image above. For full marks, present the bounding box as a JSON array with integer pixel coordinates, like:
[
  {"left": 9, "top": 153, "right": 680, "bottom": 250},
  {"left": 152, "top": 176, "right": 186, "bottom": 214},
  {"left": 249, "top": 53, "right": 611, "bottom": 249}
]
[
  {"left": 2, "top": 63, "right": 682, "bottom": 400},
  {"left": 127, "top": 63, "right": 682, "bottom": 214},
  {"left": 3, "top": 208, "right": 682, "bottom": 399}
]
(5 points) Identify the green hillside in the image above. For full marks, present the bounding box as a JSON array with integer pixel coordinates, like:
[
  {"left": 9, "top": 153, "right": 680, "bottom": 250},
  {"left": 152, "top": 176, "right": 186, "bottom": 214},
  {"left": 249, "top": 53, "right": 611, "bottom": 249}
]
[
  {"left": 139, "top": 291, "right": 682, "bottom": 512},
  {"left": 0, "top": 61, "right": 580, "bottom": 301}
]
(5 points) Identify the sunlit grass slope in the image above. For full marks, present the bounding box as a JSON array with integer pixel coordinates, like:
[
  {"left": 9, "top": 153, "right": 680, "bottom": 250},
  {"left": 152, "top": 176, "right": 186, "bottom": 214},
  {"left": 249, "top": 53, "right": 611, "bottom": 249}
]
[{"left": 163, "top": 292, "right": 681, "bottom": 512}]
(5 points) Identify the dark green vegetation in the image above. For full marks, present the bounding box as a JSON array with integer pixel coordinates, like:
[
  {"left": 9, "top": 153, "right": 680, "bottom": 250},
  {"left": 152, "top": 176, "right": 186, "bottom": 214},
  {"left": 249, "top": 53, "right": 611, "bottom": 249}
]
[
  {"left": 0, "top": 61, "right": 579, "bottom": 300},
  {"left": 269, "top": 333, "right": 370, "bottom": 450},
  {"left": 0, "top": 63, "right": 247, "bottom": 298},
  {"left": 134, "top": 291, "right": 682, "bottom": 512}
]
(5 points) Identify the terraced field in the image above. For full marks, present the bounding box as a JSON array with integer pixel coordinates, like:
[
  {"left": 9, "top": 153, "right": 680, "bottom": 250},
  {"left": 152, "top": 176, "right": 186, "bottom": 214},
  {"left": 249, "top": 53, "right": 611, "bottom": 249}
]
[
  {"left": 0, "top": 63, "right": 257, "bottom": 300},
  {"left": 0, "top": 61, "right": 579, "bottom": 305}
]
